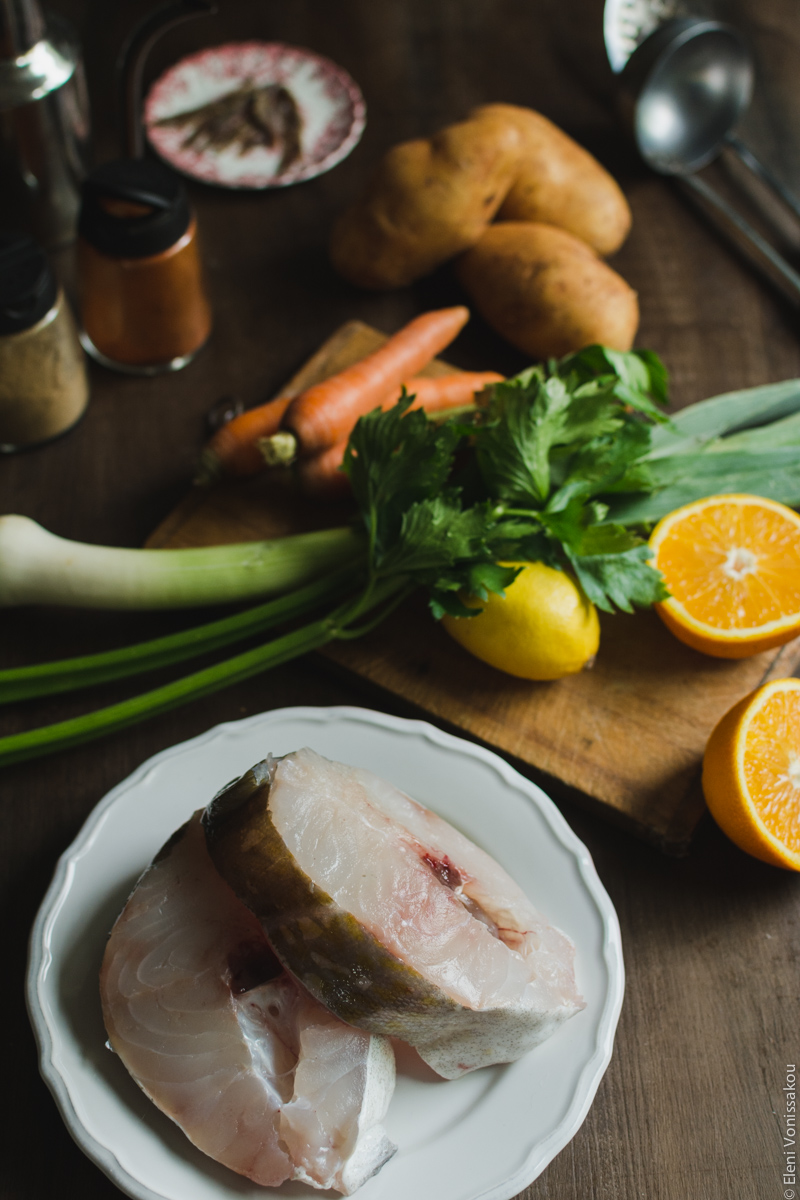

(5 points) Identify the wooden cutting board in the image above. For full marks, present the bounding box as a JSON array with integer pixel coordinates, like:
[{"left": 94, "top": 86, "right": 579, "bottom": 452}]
[{"left": 148, "top": 320, "right": 800, "bottom": 853}]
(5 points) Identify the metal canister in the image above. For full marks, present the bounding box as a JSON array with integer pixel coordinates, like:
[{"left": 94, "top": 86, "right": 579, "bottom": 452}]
[{"left": 0, "top": 0, "right": 91, "bottom": 247}]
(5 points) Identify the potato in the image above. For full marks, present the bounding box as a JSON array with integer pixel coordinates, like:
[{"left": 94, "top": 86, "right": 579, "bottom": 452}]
[
  {"left": 329, "top": 110, "right": 522, "bottom": 289},
  {"left": 471, "top": 104, "right": 632, "bottom": 257},
  {"left": 456, "top": 222, "right": 639, "bottom": 359}
]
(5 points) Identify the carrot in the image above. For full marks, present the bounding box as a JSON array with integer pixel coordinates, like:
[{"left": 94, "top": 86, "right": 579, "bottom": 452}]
[
  {"left": 195, "top": 316, "right": 492, "bottom": 486},
  {"left": 195, "top": 394, "right": 294, "bottom": 484},
  {"left": 295, "top": 370, "right": 504, "bottom": 498},
  {"left": 262, "top": 306, "right": 470, "bottom": 465},
  {"left": 296, "top": 441, "right": 350, "bottom": 498},
  {"left": 390, "top": 370, "right": 504, "bottom": 413}
]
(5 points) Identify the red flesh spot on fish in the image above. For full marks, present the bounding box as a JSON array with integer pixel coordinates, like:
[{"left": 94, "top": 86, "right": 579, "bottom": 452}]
[{"left": 422, "top": 852, "right": 463, "bottom": 890}]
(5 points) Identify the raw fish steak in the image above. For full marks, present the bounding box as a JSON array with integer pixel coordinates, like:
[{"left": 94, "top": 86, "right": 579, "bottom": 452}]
[
  {"left": 100, "top": 813, "right": 396, "bottom": 1194},
  {"left": 203, "top": 748, "right": 585, "bottom": 1079}
]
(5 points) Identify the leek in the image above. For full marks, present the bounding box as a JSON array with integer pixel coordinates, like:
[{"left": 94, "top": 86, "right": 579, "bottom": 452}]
[
  {"left": 702, "top": 409, "right": 800, "bottom": 452},
  {"left": 604, "top": 379, "right": 800, "bottom": 525},
  {"left": 607, "top": 447, "right": 800, "bottom": 525},
  {"left": 0, "top": 516, "right": 364, "bottom": 609},
  {"left": 646, "top": 378, "right": 800, "bottom": 458}
]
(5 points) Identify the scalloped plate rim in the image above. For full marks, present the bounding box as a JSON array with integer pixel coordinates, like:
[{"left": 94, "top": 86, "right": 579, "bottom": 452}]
[
  {"left": 144, "top": 41, "right": 366, "bottom": 189},
  {"left": 27, "top": 705, "right": 624, "bottom": 1200}
]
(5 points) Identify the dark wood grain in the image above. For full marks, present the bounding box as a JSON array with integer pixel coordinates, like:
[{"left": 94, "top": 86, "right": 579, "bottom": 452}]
[{"left": 1, "top": 2, "right": 799, "bottom": 1199}]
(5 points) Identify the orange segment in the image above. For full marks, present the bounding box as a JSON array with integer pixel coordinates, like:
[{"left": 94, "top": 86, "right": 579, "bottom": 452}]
[
  {"left": 649, "top": 494, "right": 800, "bottom": 657},
  {"left": 702, "top": 678, "right": 800, "bottom": 870}
]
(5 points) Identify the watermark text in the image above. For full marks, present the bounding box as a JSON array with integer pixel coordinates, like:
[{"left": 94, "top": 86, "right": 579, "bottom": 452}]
[{"left": 783, "top": 1063, "right": 796, "bottom": 1199}]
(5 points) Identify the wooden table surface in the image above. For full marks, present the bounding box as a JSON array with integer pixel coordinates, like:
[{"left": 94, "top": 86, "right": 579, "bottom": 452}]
[{"left": 2, "top": 2, "right": 798, "bottom": 1198}]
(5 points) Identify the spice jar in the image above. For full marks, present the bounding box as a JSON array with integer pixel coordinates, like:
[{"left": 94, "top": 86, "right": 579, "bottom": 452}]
[
  {"left": 77, "top": 158, "right": 212, "bottom": 374},
  {"left": 0, "top": 231, "right": 89, "bottom": 451}
]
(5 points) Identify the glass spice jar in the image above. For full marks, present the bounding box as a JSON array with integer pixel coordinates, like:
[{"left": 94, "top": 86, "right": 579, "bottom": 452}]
[
  {"left": 0, "top": 230, "right": 89, "bottom": 451},
  {"left": 77, "top": 158, "right": 212, "bottom": 374}
]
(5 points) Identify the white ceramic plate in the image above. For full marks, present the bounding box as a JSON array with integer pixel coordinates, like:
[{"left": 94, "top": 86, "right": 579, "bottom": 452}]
[
  {"left": 27, "top": 706, "right": 624, "bottom": 1200},
  {"left": 144, "top": 42, "right": 366, "bottom": 188}
]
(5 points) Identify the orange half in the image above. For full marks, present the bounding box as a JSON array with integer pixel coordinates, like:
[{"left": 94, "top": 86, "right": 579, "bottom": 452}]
[
  {"left": 702, "top": 678, "right": 800, "bottom": 870},
  {"left": 649, "top": 494, "right": 800, "bottom": 657}
]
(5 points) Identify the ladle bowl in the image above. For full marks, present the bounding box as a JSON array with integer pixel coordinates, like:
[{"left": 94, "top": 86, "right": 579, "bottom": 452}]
[
  {"left": 624, "top": 18, "right": 753, "bottom": 175},
  {"left": 621, "top": 16, "right": 800, "bottom": 305}
]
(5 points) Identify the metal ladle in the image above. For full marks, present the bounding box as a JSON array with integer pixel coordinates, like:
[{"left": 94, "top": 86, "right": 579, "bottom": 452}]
[{"left": 622, "top": 17, "right": 800, "bottom": 304}]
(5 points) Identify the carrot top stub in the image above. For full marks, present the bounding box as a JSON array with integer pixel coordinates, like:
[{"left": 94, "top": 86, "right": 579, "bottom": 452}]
[
  {"left": 197, "top": 393, "right": 294, "bottom": 484},
  {"left": 280, "top": 306, "right": 470, "bottom": 457}
]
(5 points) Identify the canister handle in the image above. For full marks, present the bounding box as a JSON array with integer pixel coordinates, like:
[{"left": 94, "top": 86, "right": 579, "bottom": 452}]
[{"left": 118, "top": 0, "right": 217, "bottom": 159}]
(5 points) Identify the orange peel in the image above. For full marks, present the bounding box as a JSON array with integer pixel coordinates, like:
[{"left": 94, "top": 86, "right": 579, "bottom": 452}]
[
  {"left": 702, "top": 677, "right": 800, "bottom": 870},
  {"left": 649, "top": 493, "right": 800, "bottom": 658}
]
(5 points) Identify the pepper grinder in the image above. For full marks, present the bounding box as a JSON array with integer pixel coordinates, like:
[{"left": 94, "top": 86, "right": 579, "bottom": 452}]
[
  {"left": 0, "top": 230, "right": 89, "bottom": 449},
  {"left": 0, "top": 0, "right": 90, "bottom": 246}
]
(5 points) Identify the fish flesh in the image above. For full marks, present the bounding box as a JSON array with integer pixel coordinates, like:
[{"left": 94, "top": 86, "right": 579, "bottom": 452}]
[
  {"left": 203, "top": 748, "right": 585, "bottom": 1079},
  {"left": 99, "top": 813, "right": 396, "bottom": 1194}
]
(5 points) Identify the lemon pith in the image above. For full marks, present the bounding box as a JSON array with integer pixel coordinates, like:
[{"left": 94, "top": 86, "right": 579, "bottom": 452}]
[{"left": 441, "top": 561, "right": 599, "bottom": 680}]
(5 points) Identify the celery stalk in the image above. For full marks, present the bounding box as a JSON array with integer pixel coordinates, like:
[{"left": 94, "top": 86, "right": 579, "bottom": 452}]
[
  {"left": 0, "top": 577, "right": 410, "bottom": 768},
  {"left": 0, "top": 564, "right": 361, "bottom": 704}
]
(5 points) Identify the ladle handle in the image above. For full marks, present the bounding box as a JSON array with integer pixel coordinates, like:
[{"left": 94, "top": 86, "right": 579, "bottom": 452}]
[
  {"left": 677, "top": 173, "right": 800, "bottom": 306},
  {"left": 725, "top": 133, "right": 800, "bottom": 225}
]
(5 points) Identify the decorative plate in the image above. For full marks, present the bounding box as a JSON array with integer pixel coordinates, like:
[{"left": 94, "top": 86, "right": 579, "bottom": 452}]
[
  {"left": 144, "top": 42, "right": 366, "bottom": 188},
  {"left": 27, "top": 705, "right": 624, "bottom": 1200}
]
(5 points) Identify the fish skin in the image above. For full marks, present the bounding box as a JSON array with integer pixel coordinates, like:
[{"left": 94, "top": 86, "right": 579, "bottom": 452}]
[
  {"left": 205, "top": 759, "right": 465, "bottom": 1033},
  {"left": 203, "top": 749, "right": 585, "bottom": 1080},
  {"left": 100, "top": 812, "right": 396, "bottom": 1194}
]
